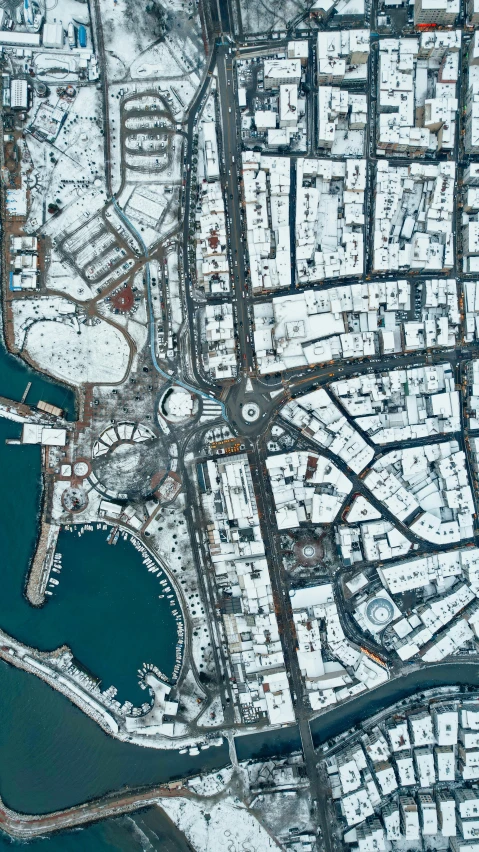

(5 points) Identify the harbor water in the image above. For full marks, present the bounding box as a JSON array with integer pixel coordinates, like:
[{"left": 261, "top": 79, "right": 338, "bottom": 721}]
[
  {"left": 0, "top": 338, "right": 76, "bottom": 420},
  {"left": 0, "top": 419, "right": 181, "bottom": 706},
  {"left": 0, "top": 660, "right": 229, "bottom": 815},
  {"left": 0, "top": 808, "right": 194, "bottom": 852}
]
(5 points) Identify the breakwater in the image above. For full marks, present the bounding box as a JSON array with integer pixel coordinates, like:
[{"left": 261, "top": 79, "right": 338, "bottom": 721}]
[
  {"left": 0, "top": 501, "right": 181, "bottom": 709},
  {"left": 0, "top": 661, "right": 229, "bottom": 815}
]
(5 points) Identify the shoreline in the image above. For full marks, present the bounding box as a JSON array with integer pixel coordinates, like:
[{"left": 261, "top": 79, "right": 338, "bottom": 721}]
[
  {"left": 25, "top": 519, "right": 60, "bottom": 607},
  {"left": 0, "top": 784, "right": 192, "bottom": 841},
  {"left": 0, "top": 629, "right": 225, "bottom": 752}
]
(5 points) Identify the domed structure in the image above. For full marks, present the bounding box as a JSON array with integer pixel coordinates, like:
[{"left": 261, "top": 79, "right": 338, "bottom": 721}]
[
  {"left": 160, "top": 387, "right": 197, "bottom": 424},
  {"left": 365, "top": 597, "right": 395, "bottom": 627},
  {"left": 355, "top": 590, "right": 400, "bottom": 636}
]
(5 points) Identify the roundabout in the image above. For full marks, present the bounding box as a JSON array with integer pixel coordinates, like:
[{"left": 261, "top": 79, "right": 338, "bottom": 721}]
[{"left": 241, "top": 402, "right": 261, "bottom": 423}]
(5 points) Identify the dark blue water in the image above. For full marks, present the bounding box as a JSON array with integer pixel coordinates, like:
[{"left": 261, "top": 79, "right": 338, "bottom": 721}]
[
  {"left": 310, "top": 662, "right": 479, "bottom": 747},
  {"left": 1, "top": 336, "right": 478, "bottom": 849},
  {"left": 235, "top": 725, "right": 302, "bottom": 761},
  {"left": 0, "top": 818, "right": 147, "bottom": 852},
  {"left": 41, "top": 526, "right": 181, "bottom": 705},
  {"left": 0, "top": 660, "right": 229, "bottom": 815},
  {"left": 0, "top": 338, "right": 76, "bottom": 419},
  {"left": 0, "top": 416, "right": 180, "bottom": 706},
  {"left": 0, "top": 314, "right": 209, "bottom": 850},
  {"left": 0, "top": 807, "right": 193, "bottom": 851}
]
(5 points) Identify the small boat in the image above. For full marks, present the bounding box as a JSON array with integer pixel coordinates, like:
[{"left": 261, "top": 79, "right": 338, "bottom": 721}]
[{"left": 107, "top": 525, "right": 119, "bottom": 545}]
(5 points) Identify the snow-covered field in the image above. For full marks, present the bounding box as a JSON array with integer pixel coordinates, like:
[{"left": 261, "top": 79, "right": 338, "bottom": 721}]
[
  {"left": 41, "top": 188, "right": 106, "bottom": 243},
  {"left": 25, "top": 318, "right": 130, "bottom": 385},
  {"left": 100, "top": 0, "right": 204, "bottom": 83},
  {"left": 159, "top": 797, "right": 281, "bottom": 851},
  {"left": 240, "top": 0, "right": 310, "bottom": 33},
  {"left": 13, "top": 297, "right": 130, "bottom": 385},
  {"left": 23, "top": 87, "right": 106, "bottom": 235},
  {"left": 121, "top": 184, "right": 180, "bottom": 250}
]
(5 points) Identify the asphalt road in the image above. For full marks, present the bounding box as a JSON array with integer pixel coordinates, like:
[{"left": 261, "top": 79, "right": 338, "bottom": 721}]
[
  {"left": 216, "top": 47, "right": 253, "bottom": 373},
  {"left": 250, "top": 442, "right": 333, "bottom": 852}
]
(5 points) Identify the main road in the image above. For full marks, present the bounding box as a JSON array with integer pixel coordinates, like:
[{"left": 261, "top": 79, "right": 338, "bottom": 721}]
[
  {"left": 250, "top": 443, "right": 333, "bottom": 852},
  {"left": 216, "top": 46, "right": 253, "bottom": 373}
]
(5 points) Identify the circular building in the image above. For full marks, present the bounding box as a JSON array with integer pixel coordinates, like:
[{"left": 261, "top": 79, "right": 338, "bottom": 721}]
[
  {"left": 365, "top": 597, "right": 395, "bottom": 628},
  {"left": 160, "top": 387, "right": 197, "bottom": 424}
]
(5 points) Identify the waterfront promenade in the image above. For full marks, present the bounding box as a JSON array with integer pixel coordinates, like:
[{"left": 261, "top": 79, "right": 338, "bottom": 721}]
[{"left": 0, "top": 785, "right": 190, "bottom": 840}]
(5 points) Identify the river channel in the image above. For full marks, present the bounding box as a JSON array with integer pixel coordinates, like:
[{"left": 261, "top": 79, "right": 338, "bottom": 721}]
[{"left": 310, "top": 660, "right": 479, "bottom": 747}]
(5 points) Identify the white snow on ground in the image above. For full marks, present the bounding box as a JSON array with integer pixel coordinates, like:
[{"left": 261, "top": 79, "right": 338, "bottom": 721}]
[
  {"left": 252, "top": 790, "right": 315, "bottom": 840},
  {"left": 100, "top": 0, "right": 150, "bottom": 80},
  {"left": 32, "top": 52, "right": 80, "bottom": 83},
  {"left": 97, "top": 294, "right": 149, "bottom": 357},
  {"left": 166, "top": 247, "right": 183, "bottom": 333},
  {"left": 51, "top": 479, "right": 102, "bottom": 524},
  {"left": 130, "top": 41, "right": 192, "bottom": 80},
  {"left": 197, "top": 695, "right": 225, "bottom": 728},
  {"left": 176, "top": 667, "right": 207, "bottom": 723},
  {"left": 43, "top": 0, "right": 90, "bottom": 29},
  {"left": 123, "top": 127, "right": 184, "bottom": 186},
  {"left": 240, "top": 0, "right": 309, "bottom": 33},
  {"left": 41, "top": 187, "right": 106, "bottom": 241},
  {"left": 54, "top": 86, "right": 105, "bottom": 175},
  {"left": 123, "top": 184, "right": 180, "bottom": 250},
  {"left": 22, "top": 87, "right": 106, "bottom": 234},
  {"left": 186, "top": 766, "right": 234, "bottom": 795},
  {"left": 100, "top": 0, "right": 204, "bottom": 82},
  {"left": 13, "top": 296, "right": 73, "bottom": 349},
  {"left": 124, "top": 316, "right": 148, "bottom": 358},
  {"left": 158, "top": 797, "right": 281, "bottom": 851},
  {"left": 14, "top": 296, "right": 130, "bottom": 384},
  {"left": 46, "top": 258, "right": 96, "bottom": 302},
  {"left": 108, "top": 80, "right": 185, "bottom": 194},
  {"left": 145, "top": 497, "right": 216, "bottom": 683}
]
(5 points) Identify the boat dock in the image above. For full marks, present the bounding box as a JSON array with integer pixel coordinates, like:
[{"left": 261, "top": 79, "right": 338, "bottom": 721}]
[{"left": 21, "top": 382, "right": 31, "bottom": 404}]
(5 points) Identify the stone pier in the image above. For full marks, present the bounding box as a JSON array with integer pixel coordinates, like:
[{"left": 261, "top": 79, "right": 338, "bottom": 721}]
[{"left": 26, "top": 521, "right": 60, "bottom": 606}]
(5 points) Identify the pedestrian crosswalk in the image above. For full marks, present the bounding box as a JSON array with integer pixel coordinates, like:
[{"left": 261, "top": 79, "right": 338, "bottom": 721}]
[{"left": 199, "top": 398, "right": 223, "bottom": 422}]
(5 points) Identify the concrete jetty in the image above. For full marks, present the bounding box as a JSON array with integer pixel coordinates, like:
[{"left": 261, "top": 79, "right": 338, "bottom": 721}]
[
  {"left": 0, "top": 396, "right": 34, "bottom": 423},
  {"left": 0, "top": 784, "right": 190, "bottom": 841},
  {"left": 26, "top": 521, "right": 60, "bottom": 606}
]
